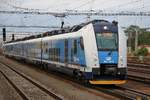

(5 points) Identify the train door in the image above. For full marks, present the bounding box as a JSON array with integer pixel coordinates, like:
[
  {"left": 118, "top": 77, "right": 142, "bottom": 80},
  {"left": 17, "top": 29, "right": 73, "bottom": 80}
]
[
  {"left": 64, "top": 39, "right": 68, "bottom": 63},
  {"left": 67, "top": 39, "right": 72, "bottom": 63},
  {"left": 70, "top": 39, "right": 78, "bottom": 64},
  {"left": 72, "top": 38, "right": 86, "bottom": 66}
]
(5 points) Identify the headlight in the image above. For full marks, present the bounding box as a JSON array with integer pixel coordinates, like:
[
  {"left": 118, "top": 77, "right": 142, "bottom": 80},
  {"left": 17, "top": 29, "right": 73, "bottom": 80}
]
[{"left": 117, "top": 68, "right": 127, "bottom": 75}]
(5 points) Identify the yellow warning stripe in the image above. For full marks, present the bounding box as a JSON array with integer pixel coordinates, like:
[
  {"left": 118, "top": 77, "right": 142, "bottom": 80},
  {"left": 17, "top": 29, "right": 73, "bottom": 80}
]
[{"left": 89, "top": 80, "right": 126, "bottom": 84}]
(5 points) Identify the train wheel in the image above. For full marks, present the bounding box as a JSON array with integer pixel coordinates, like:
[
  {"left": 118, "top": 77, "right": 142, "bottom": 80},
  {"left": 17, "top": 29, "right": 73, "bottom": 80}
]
[
  {"left": 43, "top": 63, "right": 48, "bottom": 71},
  {"left": 77, "top": 72, "right": 90, "bottom": 87},
  {"left": 22, "top": 59, "right": 26, "bottom": 63},
  {"left": 39, "top": 62, "right": 44, "bottom": 70},
  {"left": 73, "top": 70, "right": 79, "bottom": 81},
  {"left": 81, "top": 77, "right": 90, "bottom": 87}
]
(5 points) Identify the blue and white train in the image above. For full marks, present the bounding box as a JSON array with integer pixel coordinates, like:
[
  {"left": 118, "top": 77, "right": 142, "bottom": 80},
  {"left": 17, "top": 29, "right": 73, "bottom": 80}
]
[{"left": 3, "top": 20, "right": 127, "bottom": 84}]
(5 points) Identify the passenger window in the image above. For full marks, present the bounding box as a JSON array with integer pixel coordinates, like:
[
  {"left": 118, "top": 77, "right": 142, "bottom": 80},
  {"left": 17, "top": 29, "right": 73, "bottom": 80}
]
[
  {"left": 54, "top": 48, "right": 56, "bottom": 61},
  {"left": 58, "top": 49, "right": 60, "bottom": 61},
  {"left": 64, "top": 39, "right": 68, "bottom": 63},
  {"left": 49, "top": 48, "right": 52, "bottom": 60},
  {"left": 80, "top": 37, "right": 84, "bottom": 50},
  {"left": 45, "top": 48, "right": 48, "bottom": 53},
  {"left": 53, "top": 48, "right": 55, "bottom": 61},
  {"left": 74, "top": 40, "right": 77, "bottom": 54}
]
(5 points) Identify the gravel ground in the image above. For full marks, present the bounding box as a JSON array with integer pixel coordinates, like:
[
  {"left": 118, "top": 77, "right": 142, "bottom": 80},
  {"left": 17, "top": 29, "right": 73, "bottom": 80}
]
[
  {"left": 0, "top": 56, "right": 118, "bottom": 100},
  {"left": 0, "top": 63, "right": 56, "bottom": 100},
  {"left": 0, "top": 72, "right": 23, "bottom": 100}
]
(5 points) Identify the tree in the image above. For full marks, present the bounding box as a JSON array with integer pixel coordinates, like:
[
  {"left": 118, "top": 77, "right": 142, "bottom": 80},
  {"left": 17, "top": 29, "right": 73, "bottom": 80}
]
[
  {"left": 124, "top": 25, "right": 146, "bottom": 53},
  {"left": 138, "top": 31, "right": 150, "bottom": 45}
]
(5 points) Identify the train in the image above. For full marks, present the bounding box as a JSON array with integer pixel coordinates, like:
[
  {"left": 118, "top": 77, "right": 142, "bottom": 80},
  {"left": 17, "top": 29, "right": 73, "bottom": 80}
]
[{"left": 3, "top": 20, "right": 127, "bottom": 85}]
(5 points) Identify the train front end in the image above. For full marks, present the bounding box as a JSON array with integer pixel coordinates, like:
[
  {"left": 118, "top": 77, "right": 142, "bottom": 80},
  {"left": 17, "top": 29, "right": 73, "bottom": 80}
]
[{"left": 89, "top": 20, "right": 127, "bottom": 84}]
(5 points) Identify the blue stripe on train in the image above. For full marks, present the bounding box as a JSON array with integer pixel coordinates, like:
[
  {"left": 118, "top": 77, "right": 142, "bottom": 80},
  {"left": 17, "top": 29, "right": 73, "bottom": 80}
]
[{"left": 98, "top": 51, "right": 118, "bottom": 64}]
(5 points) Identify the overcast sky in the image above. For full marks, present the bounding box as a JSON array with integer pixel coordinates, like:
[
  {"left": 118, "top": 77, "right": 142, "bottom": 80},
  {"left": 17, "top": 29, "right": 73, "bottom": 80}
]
[
  {"left": 1, "top": 0, "right": 149, "bottom": 12},
  {"left": 0, "top": 0, "right": 150, "bottom": 41}
]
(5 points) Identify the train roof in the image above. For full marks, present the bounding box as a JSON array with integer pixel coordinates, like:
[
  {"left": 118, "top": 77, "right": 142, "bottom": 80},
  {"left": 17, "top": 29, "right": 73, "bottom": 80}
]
[{"left": 5, "top": 20, "right": 117, "bottom": 44}]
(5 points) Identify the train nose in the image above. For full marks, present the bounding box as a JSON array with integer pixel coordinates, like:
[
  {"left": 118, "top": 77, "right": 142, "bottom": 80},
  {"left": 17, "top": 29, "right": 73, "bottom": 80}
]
[{"left": 98, "top": 51, "right": 118, "bottom": 64}]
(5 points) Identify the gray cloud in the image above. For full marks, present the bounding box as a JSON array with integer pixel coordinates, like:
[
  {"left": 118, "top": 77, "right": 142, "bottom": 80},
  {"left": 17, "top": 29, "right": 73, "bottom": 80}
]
[{"left": 0, "top": 0, "right": 150, "bottom": 41}]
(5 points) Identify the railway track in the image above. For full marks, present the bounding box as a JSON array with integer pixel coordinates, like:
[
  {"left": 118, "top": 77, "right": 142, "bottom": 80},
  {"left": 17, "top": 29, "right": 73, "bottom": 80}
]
[
  {"left": 32, "top": 64, "right": 150, "bottom": 100},
  {"left": 0, "top": 56, "right": 150, "bottom": 100},
  {"left": 128, "top": 67, "right": 150, "bottom": 74},
  {"left": 128, "top": 75, "right": 150, "bottom": 85},
  {"left": 114, "top": 86, "right": 150, "bottom": 100},
  {"left": 41, "top": 63, "right": 150, "bottom": 100},
  {"left": 0, "top": 57, "right": 120, "bottom": 100},
  {"left": 127, "top": 63, "right": 150, "bottom": 84},
  {"left": 0, "top": 62, "right": 64, "bottom": 100},
  {"left": 128, "top": 63, "right": 150, "bottom": 69},
  {"left": 128, "top": 57, "right": 150, "bottom": 65},
  {"left": 94, "top": 85, "right": 150, "bottom": 100},
  {"left": 37, "top": 67, "right": 150, "bottom": 100}
]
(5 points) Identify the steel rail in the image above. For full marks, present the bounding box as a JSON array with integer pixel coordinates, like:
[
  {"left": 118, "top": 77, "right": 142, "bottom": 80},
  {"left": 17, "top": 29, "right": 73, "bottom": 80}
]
[
  {"left": 0, "top": 70, "right": 29, "bottom": 100},
  {"left": 0, "top": 61, "right": 64, "bottom": 100}
]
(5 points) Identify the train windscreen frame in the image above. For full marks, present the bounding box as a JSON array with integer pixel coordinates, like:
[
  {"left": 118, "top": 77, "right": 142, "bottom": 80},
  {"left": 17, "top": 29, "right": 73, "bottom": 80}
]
[
  {"left": 93, "top": 21, "right": 118, "bottom": 51},
  {"left": 95, "top": 32, "right": 118, "bottom": 50}
]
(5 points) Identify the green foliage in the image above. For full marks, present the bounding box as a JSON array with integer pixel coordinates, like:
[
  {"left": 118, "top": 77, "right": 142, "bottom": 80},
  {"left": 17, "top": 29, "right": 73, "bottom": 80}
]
[
  {"left": 124, "top": 25, "right": 150, "bottom": 52},
  {"left": 124, "top": 25, "right": 146, "bottom": 51},
  {"left": 138, "top": 32, "right": 150, "bottom": 45},
  {"left": 134, "top": 47, "right": 149, "bottom": 56},
  {"left": 124, "top": 25, "right": 145, "bottom": 38}
]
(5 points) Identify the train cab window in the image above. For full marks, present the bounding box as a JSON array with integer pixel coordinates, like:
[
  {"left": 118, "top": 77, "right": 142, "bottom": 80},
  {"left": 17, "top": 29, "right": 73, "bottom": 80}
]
[
  {"left": 95, "top": 33, "right": 118, "bottom": 50},
  {"left": 74, "top": 40, "right": 77, "bottom": 54}
]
